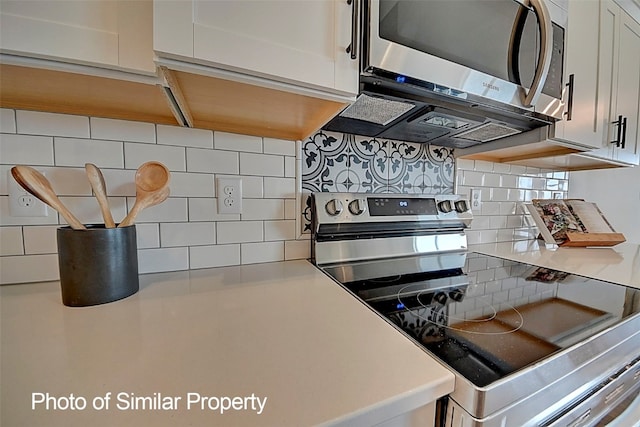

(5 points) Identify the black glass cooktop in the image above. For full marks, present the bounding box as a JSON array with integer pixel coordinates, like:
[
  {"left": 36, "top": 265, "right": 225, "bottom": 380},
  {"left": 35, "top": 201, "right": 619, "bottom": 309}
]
[{"left": 339, "top": 252, "right": 640, "bottom": 387}]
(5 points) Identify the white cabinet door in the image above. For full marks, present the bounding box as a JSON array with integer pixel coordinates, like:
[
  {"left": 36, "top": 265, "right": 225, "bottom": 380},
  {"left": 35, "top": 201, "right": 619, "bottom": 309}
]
[
  {"left": 556, "top": 0, "right": 603, "bottom": 149},
  {"left": 585, "top": 0, "right": 640, "bottom": 165},
  {"left": 0, "top": 0, "right": 155, "bottom": 74},
  {"left": 153, "top": 0, "right": 359, "bottom": 97},
  {"left": 611, "top": 10, "right": 640, "bottom": 164}
]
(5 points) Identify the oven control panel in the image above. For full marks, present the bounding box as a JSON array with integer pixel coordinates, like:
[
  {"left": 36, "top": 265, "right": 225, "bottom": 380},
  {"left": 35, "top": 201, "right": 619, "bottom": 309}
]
[{"left": 313, "top": 192, "right": 472, "bottom": 226}]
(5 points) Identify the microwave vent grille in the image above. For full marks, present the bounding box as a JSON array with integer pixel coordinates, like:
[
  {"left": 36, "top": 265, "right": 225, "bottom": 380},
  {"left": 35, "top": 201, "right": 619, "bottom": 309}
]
[
  {"left": 454, "top": 123, "right": 521, "bottom": 143},
  {"left": 339, "top": 94, "right": 416, "bottom": 126}
]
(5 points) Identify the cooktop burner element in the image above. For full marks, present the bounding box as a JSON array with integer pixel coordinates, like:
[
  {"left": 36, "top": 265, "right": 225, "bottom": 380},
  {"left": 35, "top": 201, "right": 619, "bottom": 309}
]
[{"left": 310, "top": 192, "right": 640, "bottom": 427}]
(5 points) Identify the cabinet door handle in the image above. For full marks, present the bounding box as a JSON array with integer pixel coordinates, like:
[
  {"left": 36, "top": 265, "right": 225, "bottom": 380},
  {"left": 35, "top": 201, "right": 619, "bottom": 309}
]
[
  {"left": 346, "top": 0, "right": 359, "bottom": 60},
  {"left": 611, "top": 115, "right": 623, "bottom": 147},
  {"left": 621, "top": 117, "right": 627, "bottom": 149},
  {"left": 564, "top": 74, "right": 575, "bottom": 121}
]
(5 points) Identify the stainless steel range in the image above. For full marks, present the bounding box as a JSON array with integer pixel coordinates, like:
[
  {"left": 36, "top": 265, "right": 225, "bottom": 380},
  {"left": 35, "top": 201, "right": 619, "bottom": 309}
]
[{"left": 310, "top": 192, "right": 640, "bottom": 427}]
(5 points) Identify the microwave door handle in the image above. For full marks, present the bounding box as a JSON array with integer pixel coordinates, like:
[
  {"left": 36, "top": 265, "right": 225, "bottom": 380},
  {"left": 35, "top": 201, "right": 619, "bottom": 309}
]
[
  {"left": 520, "top": 0, "right": 553, "bottom": 107},
  {"left": 507, "top": 4, "right": 527, "bottom": 86}
]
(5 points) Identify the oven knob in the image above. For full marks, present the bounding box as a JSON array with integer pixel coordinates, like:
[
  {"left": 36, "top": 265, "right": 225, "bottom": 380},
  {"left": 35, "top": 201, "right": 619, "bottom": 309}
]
[
  {"left": 348, "top": 199, "right": 367, "bottom": 215},
  {"left": 449, "top": 289, "right": 465, "bottom": 302},
  {"left": 437, "top": 200, "right": 453, "bottom": 213},
  {"left": 325, "top": 199, "right": 344, "bottom": 216},
  {"left": 455, "top": 200, "right": 469, "bottom": 213}
]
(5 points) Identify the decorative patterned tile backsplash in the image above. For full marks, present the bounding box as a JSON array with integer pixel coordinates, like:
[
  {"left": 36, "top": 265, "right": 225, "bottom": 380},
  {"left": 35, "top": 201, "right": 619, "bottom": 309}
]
[{"left": 301, "top": 131, "right": 455, "bottom": 194}]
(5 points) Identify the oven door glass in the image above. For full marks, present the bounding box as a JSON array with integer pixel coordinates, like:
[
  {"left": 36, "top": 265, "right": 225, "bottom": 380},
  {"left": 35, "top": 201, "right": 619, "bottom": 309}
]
[{"left": 341, "top": 253, "right": 640, "bottom": 387}]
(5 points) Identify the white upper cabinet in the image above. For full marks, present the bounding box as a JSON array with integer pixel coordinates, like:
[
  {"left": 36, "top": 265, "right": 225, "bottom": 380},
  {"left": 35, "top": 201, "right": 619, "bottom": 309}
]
[
  {"left": 585, "top": 0, "right": 640, "bottom": 165},
  {"left": 153, "top": 0, "right": 359, "bottom": 98},
  {"left": 610, "top": 8, "right": 640, "bottom": 164},
  {"left": 0, "top": 0, "right": 155, "bottom": 74},
  {"left": 555, "top": 0, "right": 603, "bottom": 150}
]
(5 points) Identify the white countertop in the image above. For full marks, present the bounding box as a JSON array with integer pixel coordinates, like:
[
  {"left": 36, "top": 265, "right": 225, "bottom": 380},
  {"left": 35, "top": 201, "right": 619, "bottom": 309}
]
[
  {"left": 470, "top": 240, "right": 640, "bottom": 288},
  {"left": 0, "top": 260, "right": 454, "bottom": 427}
]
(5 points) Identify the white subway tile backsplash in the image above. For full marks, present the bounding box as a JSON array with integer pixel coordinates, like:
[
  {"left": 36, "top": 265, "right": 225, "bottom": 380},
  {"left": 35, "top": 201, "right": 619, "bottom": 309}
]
[
  {"left": 214, "top": 131, "right": 262, "bottom": 153},
  {"left": 43, "top": 167, "right": 92, "bottom": 196},
  {"left": 264, "top": 138, "right": 295, "bottom": 156},
  {"left": 91, "top": 117, "right": 156, "bottom": 143},
  {"left": 241, "top": 241, "right": 284, "bottom": 264},
  {"left": 0, "top": 254, "right": 59, "bottom": 284},
  {"left": 188, "top": 198, "right": 240, "bottom": 222},
  {"left": 136, "top": 223, "right": 160, "bottom": 249},
  {"left": 23, "top": 226, "right": 58, "bottom": 254},
  {"left": 463, "top": 171, "right": 484, "bottom": 186},
  {"left": 55, "top": 138, "right": 124, "bottom": 168},
  {"left": 457, "top": 158, "right": 568, "bottom": 244},
  {"left": 491, "top": 188, "right": 509, "bottom": 201},
  {"left": 0, "top": 227, "right": 23, "bottom": 256},
  {"left": 474, "top": 160, "right": 494, "bottom": 172},
  {"left": 16, "top": 111, "right": 89, "bottom": 138},
  {"left": 0, "top": 109, "right": 16, "bottom": 133},
  {"left": 456, "top": 159, "right": 474, "bottom": 171},
  {"left": 264, "top": 220, "right": 296, "bottom": 241},
  {"left": 2, "top": 108, "right": 311, "bottom": 284},
  {"left": 217, "top": 221, "right": 263, "bottom": 244},
  {"left": 284, "top": 156, "right": 296, "bottom": 178},
  {"left": 126, "top": 197, "right": 188, "bottom": 223},
  {"left": 241, "top": 176, "right": 264, "bottom": 198},
  {"left": 501, "top": 174, "right": 518, "bottom": 188},
  {"left": 157, "top": 124, "right": 213, "bottom": 148},
  {"left": 240, "top": 153, "right": 284, "bottom": 177},
  {"left": 186, "top": 148, "right": 239, "bottom": 174},
  {"left": 138, "top": 247, "right": 189, "bottom": 274},
  {"left": 483, "top": 173, "right": 501, "bottom": 187},
  {"left": 96, "top": 169, "right": 136, "bottom": 196},
  {"left": 284, "top": 199, "right": 297, "bottom": 220},
  {"left": 189, "top": 244, "right": 240, "bottom": 269},
  {"left": 168, "top": 172, "right": 215, "bottom": 198},
  {"left": 160, "top": 222, "right": 216, "bottom": 247},
  {"left": 492, "top": 163, "right": 511, "bottom": 174},
  {"left": 264, "top": 177, "right": 295, "bottom": 199},
  {"left": 0, "top": 134, "right": 54, "bottom": 165},
  {"left": 285, "top": 240, "right": 310, "bottom": 260},
  {"left": 58, "top": 196, "right": 115, "bottom": 225},
  {"left": 124, "top": 142, "right": 185, "bottom": 171},
  {"left": 241, "top": 199, "right": 284, "bottom": 220}
]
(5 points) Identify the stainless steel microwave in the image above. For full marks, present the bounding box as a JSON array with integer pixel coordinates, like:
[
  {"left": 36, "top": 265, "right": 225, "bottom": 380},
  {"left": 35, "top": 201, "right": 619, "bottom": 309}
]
[
  {"left": 324, "top": 0, "right": 569, "bottom": 148},
  {"left": 367, "top": 0, "right": 567, "bottom": 116}
]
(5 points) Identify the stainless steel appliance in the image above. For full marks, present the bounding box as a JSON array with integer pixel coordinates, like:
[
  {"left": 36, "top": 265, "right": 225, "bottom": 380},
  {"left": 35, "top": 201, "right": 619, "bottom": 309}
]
[
  {"left": 324, "top": 0, "right": 569, "bottom": 149},
  {"left": 311, "top": 192, "right": 640, "bottom": 426}
]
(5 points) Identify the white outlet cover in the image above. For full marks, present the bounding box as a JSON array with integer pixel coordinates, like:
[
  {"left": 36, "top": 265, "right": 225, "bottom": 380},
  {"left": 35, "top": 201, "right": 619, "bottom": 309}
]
[
  {"left": 217, "top": 177, "right": 242, "bottom": 214},
  {"left": 8, "top": 170, "right": 49, "bottom": 217}
]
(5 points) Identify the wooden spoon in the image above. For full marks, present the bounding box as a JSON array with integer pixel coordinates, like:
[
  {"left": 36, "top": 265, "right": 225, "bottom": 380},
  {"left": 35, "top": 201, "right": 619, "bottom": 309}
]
[
  {"left": 85, "top": 163, "right": 115, "bottom": 228},
  {"left": 118, "top": 161, "right": 171, "bottom": 227},
  {"left": 11, "top": 165, "right": 86, "bottom": 230}
]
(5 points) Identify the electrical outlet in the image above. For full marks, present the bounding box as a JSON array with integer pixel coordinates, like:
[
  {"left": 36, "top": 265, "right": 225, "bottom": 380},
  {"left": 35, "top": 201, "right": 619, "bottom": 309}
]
[
  {"left": 217, "top": 177, "right": 242, "bottom": 214},
  {"left": 469, "top": 188, "right": 482, "bottom": 212},
  {"left": 8, "top": 170, "right": 49, "bottom": 217}
]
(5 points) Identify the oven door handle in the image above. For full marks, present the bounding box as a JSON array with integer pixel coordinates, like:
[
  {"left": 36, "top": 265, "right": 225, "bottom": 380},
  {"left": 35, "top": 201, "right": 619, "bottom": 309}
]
[
  {"left": 519, "top": 0, "right": 553, "bottom": 107},
  {"left": 605, "top": 390, "right": 640, "bottom": 427}
]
